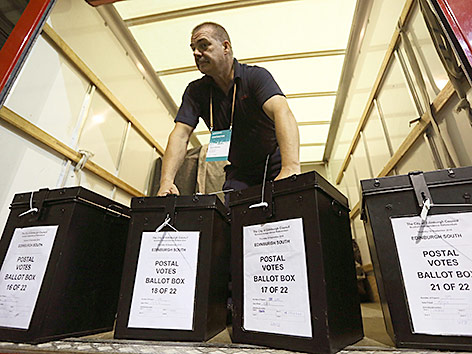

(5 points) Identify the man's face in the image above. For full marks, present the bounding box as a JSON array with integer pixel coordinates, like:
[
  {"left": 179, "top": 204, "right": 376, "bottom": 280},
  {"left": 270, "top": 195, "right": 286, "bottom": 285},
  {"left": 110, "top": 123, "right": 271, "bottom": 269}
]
[{"left": 190, "top": 26, "right": 227, "bottom": 76}]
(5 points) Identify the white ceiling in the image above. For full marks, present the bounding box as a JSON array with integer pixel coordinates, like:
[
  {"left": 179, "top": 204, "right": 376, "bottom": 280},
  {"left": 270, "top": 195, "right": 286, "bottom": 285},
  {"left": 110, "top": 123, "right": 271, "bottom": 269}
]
[{"left": 112, "top": 0, "right": 358, "bottom": 163}]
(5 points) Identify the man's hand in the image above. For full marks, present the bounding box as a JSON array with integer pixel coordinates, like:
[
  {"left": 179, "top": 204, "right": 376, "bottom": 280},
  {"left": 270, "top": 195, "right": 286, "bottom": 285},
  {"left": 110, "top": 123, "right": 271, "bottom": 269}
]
[
  {"left": 157, "top": 122, "right": 194, "bottom": 197},
  {"left": 157, "top": 181, "right": 180, "bottom": 196},
  {"left": 275, "top": 166, "right": 301, "bottom": 181}
]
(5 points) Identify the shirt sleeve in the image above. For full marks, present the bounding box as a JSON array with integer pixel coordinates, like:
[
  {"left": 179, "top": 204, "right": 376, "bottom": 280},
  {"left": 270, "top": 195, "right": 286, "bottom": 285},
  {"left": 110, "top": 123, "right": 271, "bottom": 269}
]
[
  {"left": 249, "top": 66, "right": 285, "bottom": 108},
  {"left": 175, "top": 83, "right": 200, "bottom": 128}
]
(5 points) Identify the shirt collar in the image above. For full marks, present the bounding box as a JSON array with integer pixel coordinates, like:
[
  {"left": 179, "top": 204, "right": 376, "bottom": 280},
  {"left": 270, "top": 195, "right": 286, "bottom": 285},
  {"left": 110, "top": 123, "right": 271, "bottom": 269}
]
[
  {"left": 233, "top": 58, "right": 242, "bottom": 81},
  {"left": 203, "top": 58, "right": 241, "bottom": 88}
]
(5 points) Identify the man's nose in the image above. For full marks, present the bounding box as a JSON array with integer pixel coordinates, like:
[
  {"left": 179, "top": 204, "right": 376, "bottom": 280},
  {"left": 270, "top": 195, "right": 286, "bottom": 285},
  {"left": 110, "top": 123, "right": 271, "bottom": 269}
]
[{"left": 193, "top": 48, "right": 202, "bottom": 57}]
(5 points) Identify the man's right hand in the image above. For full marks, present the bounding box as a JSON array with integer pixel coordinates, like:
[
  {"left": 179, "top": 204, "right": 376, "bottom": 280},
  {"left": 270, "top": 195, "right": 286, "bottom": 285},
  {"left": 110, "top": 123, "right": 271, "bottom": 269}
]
[{"left": 157, "top": 181, "right": 180, "bottom": 196}]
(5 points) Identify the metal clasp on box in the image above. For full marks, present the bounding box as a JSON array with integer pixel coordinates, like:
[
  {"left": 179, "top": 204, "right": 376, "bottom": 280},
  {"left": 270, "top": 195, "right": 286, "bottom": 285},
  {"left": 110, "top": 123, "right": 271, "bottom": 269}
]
[
  {"left": 409, "top": 171, "right": 433, "bottom": 221},
  {"left": 409, "top": 169, "right": 472, "bottom": 220},
  {"left": 155, "top": 195, "right": 178, "bottom": 232}
]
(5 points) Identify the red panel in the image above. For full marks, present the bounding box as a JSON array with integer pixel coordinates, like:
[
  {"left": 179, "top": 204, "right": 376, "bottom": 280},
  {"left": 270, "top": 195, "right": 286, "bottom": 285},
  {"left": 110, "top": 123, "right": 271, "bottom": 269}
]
[
  {"left": 437, "top": 0, "right": 472, "bottom": 68},
  {"left": 0, "top": 0, "right": 53, "bottom": 95}
]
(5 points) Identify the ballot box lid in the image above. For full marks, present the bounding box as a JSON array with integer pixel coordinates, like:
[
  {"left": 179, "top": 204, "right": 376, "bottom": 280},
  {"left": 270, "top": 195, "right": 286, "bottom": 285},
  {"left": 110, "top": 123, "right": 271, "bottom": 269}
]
[
  {"left": 361, "top": 166, "right": 472, "bottom": 196},
  {"left": 130, "top": 194, "right": 228, "bottom": 220},
  {"left": 228, "top": 171, "right": 348, "bottom": 209},
  {"left": 10, "top": 187, "right": 130, "bottom": 217}
]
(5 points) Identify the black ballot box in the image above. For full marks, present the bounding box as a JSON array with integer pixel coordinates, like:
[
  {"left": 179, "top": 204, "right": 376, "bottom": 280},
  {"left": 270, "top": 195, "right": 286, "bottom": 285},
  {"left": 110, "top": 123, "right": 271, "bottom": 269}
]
[
  {"left": 0, "top": 187, "right": 130, "bottom": 343},
  {"left": 114, "top": 194, "right": 230, "bottom": 342},
  {"left": 229, "top": 172, "right": 363, "bottom": 354},
  {"left": 361, "top": 167, "right": 472, "bottom": 351}
]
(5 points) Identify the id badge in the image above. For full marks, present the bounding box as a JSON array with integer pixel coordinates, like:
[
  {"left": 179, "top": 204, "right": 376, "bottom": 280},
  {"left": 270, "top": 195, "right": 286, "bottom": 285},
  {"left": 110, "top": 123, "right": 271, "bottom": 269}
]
[{"left": 206, "top": 129, "right": 232, "bottom": 162}]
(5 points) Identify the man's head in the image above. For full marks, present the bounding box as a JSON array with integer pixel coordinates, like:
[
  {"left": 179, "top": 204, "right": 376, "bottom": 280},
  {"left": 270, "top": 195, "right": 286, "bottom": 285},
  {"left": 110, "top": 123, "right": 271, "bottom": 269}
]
[{"left": 190, "top": 22, "right": 233, "bottom": 77}]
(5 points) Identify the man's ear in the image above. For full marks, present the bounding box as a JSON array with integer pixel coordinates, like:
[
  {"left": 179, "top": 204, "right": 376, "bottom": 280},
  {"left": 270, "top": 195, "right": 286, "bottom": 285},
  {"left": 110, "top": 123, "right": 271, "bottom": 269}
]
[{"left": 223, "top": 40, "right": 232, "bottom": 54}]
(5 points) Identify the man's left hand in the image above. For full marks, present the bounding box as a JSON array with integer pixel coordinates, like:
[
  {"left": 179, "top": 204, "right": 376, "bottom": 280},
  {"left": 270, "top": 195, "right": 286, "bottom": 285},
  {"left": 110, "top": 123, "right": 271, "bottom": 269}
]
[{"left": 275, "top": 167, "right": 301, "bottom": 181}]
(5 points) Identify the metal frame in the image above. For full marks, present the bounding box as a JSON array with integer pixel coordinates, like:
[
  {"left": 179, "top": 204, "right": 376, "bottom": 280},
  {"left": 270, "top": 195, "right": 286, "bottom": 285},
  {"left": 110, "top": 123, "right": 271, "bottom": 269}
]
[
  {"left": 57, "top": 83, "right": 97, "bottom": 188},
  {"left": 423, "top": 129, "right": 444, "bottom": 169},
  {"left": 111, "top": 121, "right": 132, "bottom": 199},
  {"left": 350, "top": 153, "right": 362, "bottom": 200},
  {"left": 373, "top": 98, "right": 397, "bottom": 175},
  {"left": 394, "top": 47, "right": 424, "bottom": 116},
  {"left": 373, "top": 99, "right": 394, "bottom": 156},
  {"left": 360, "top": 131, "right": 374, "bottom": 178},
  {"left": 407, "top": 28, "right": 441, "bottom": 95}
]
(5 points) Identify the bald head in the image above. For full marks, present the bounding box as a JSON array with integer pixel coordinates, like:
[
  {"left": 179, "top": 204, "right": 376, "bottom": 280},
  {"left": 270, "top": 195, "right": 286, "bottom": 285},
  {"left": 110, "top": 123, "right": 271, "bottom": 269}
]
[{"left": 192, "top": 22, "right": 231, "bottom": 48}]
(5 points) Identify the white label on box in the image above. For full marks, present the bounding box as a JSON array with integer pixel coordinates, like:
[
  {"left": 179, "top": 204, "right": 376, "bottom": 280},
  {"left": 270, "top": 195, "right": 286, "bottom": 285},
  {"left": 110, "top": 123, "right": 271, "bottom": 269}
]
[
  {"left": 243, "top": 218, "right": 312, "bottom": 337},
  {"left": 128, "top": 231, "right": 200, "bottom": 330},
  {"left": 0, "top": 225, "right": 58, "bottom": 329},
  {"left": 391, "top": 212, "right": 472, "bottom": 336}
]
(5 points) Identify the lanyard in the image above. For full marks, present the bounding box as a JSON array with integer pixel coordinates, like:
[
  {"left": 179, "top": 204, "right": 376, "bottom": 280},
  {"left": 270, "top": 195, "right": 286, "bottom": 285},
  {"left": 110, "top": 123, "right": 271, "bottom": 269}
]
[{"left": 209, "top": 82, "right": 237, "bottom": 132}]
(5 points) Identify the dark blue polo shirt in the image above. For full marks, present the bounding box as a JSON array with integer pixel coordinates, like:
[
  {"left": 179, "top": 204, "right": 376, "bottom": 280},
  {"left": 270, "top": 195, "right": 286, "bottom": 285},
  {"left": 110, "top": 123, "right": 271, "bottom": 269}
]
[{"left": 175, "top": 59, "right": 284, "bottom": 172}]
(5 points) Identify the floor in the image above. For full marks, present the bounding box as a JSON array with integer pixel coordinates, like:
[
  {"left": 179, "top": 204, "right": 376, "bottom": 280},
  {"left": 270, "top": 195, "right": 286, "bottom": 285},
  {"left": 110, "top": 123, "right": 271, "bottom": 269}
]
[{"left": 0, "top": 303, "right": 469, "bottom": 354}]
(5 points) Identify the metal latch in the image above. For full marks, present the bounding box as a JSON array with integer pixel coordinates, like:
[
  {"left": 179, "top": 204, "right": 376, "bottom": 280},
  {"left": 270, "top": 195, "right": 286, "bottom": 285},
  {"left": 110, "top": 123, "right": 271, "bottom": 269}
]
[
  {"left": 409, "top": 171, "right": 432, "bottom": 208},
  {"left": 409, "top": 171, "right": 433, "bottom": 221},
  {"left": 18, "top": 188, "right": 50, "bottom": 221},
  {"left": 163, "top": 194, "right": 178, "bottom": 224}
]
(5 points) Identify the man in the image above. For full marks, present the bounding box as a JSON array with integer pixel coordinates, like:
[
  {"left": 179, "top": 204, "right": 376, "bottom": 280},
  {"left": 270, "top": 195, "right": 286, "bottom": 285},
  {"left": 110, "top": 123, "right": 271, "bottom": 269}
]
[{"left": 157, "top": 22, "right": 300, "bottom": 199}]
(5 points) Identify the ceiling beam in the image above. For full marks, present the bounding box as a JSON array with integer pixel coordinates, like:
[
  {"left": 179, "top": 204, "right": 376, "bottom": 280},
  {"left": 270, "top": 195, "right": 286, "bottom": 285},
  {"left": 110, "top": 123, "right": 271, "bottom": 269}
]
[
  {"left": 286, "top": 91, "right": 337, "bottom": 99},
  {"left": 301, "top": 160, "right": 325, "bottom": 166},
  {"left": 193, "top": 130, "right": 210, "bottom": 136},
  {"left": 300, "top": 143, "right": 325, "bottom": 147},
  {"left": 124, "top": 0, "right": 300, "bottom": 27},
  {"left": 298, "top": 121, "right": 331, "bottom": 126},
  {"left": 156, "top": 50, "right": 345, "bottom": 76}
]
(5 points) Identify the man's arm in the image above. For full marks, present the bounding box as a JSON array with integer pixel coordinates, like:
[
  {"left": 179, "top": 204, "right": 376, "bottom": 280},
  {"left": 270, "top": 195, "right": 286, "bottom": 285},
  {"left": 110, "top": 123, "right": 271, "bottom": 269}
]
[
  {"left": 262, "top": 95, "right": 301, "bottom": 180},
  {"left": 157, "top": 122, "right": 194, "bottom": 196}
]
